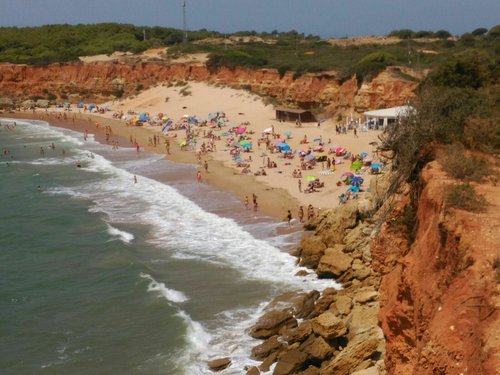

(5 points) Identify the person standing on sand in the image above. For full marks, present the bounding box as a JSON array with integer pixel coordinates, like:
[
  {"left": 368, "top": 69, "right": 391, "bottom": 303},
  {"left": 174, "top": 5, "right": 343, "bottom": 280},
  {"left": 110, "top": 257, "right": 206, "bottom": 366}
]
[
  {"left": 244, "top": 195, "right": 249, "bottom": 209},
  {"left": 298, "top": 206, "right": 304, "bottom": 222},
  {"left": 307, "top": 204, "right": 314, "bottom": 221},
  {"left": 286, "top": 210, "right": 292, "bottom": 226},
  {"left": 204, "top": 160, "right": 208, "bottom": 172},
  {"left": 196, "top": 170, "right": 202, "bottom": 183},
  {"left": 136, "top": 143, "right": 140, "bottom": 153},
  {"left": 298, "top": 179, "right": 302, "bottom": 192}
]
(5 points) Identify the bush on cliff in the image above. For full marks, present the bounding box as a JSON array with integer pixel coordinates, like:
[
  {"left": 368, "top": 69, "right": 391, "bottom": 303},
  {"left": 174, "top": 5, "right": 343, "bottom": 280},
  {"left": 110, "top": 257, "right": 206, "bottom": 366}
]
[{"left": 445, "top": 183, "right": 487, "bottom": 211}]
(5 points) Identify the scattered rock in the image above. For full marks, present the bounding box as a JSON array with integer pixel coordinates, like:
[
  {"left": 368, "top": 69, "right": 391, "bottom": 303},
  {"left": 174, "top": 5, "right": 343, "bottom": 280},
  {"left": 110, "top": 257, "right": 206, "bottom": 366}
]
[
  {"left": 265, "top": 291, "right": 319, "bottom": 319},
  {"left": 333, "top": 295, "right": 352, "bottom": 316},
  {"left": 317, "top": 246, "right": 354, "bottom": 278},
  {"left": 319, "top": 333, "right": 380, "bottom": 375},
  {"left": 281, "top": 321, "right": 313, "bottom": 344},
  {"left": 300, "top": 335, "right": 333, "bottom": 361},
  {"left": 298, "top": 236, "right": 327, "bottom": 268},
  {"left": 354, "top": 291, "right": 379, "bottom": 304},
  {"left": 259, "top": 351, "right": 278, "bottom": 372},
  {"left": 315, "top": 201, "right": 359, "bottom": 245},
  {"left": 311, "top": 288, "right": 338, "bottom": 316},
  {"left": 246, "top": 366, "right": 260, "bottom": 375},
  {"left": 311, "top": 311, "right": 348, "bottom": 339},
  {"left": 351, "top": 366, "right": 380, "bottom": 375},
  {"left": 297, "top": 366, "right": 320, "bottom": 375},
  {"left": 250, "top": 310, "right": 298, "bottom": 339},
  {"left": 273, "top": 350, "right": 308, "bottom": 375},
  {"left": 251, "top": 335, "right": 283, "bottom": 360},
  {"left": 208, "top": 357, "right": 231, "bottom": 372}
]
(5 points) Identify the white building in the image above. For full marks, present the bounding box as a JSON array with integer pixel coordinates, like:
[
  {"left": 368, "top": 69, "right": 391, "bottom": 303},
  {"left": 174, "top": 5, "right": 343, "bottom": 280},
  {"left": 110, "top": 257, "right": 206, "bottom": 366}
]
[{"left": 363, "top": 105, "right": 414, "bottom": 128}]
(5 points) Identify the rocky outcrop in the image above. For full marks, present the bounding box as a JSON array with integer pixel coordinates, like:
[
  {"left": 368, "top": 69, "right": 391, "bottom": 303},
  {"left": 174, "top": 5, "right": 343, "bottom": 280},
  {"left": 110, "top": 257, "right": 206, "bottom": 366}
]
[
  {"left": 0, "top": 61, "right": 417, "bottom": 114},
  {"left": 236, "top": 178, "right": 389, "bottom": 374}
]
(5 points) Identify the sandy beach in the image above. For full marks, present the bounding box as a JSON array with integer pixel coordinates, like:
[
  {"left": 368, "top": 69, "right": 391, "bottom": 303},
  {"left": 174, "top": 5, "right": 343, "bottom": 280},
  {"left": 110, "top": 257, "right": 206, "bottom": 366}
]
[{"left": 3, "top": 82, "right": 382, "bottom": 221}]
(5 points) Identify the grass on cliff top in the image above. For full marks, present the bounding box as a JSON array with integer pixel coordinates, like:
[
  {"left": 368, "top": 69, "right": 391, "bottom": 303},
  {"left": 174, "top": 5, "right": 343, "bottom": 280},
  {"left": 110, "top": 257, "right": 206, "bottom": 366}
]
[{"left": 1, "top": 23, "right": 498, "bottom": 82}]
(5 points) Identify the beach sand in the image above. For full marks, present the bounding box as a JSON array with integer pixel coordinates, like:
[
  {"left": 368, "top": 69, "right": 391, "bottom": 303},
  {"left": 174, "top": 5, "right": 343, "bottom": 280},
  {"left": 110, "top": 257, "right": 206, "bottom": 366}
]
[{"left": 3, "top": 82, "right": 382, "bottom": 221}]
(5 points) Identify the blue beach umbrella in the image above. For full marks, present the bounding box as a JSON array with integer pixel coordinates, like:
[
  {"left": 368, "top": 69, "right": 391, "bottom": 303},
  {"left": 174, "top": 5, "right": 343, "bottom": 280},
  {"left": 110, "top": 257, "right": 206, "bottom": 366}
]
[
  {"left": 348, "top": 186, "right": 360, "bottom": 193},
  {"left": 277, "top": 143, "right": 291, "bottom": 151}
]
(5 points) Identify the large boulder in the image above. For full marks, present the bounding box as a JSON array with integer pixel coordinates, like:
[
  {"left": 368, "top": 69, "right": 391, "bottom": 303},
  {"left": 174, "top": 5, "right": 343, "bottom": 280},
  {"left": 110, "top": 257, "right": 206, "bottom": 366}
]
[
  {"left": 351, "top": 366, "right": 380, "bottom": 375},
  {"left": 298, "top": 236, "right": 327, "bottom": 268},
  {"left": 319, "top": 331, "right": 380, "bottom": 375},
  {"left": 314, "top": 201, "right": 359, "bottom": 246},
  {"left": 317, "top": 246, "right": 354, "bottom": 278},
  {"left": 273, "top": 350, "right": 308, "bottom": 375},
  {"left": 281, "top": 321, "right": 313, "bottom": 344},
  {"left": 300, "top": 335, "right": 333, "bottom": 362},
  {"left": 208, "top": 357, "right": 231, "bottom": 372},
  {"left": 310, "top": 288, "right": 337, "bottom": 317},
  {"left": 246, "top": 366, "right": 260, "bottom": 375},
  {"left": 249, "top": 310, "right": 298, "bottom": 339},
  {"left": 265, "top": 291, "right": 319, "bottom": 319},
  {"left": 333, "top": 295, "right": 352, "bottom": 316},
  {"left": 251, "top": 335, "right": 284, "bottom": 360},
  {"left": 311, "top": 311, "right": 348, "bottom": 340}
]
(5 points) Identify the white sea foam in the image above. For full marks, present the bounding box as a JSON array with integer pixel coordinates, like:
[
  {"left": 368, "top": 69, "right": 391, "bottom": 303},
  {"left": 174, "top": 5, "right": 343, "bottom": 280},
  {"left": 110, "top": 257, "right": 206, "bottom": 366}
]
[
  {"left": 106, "top": 224, "right": 134, "bottom": 244},
  {"left": 140, "top": 273, "right": 189, "bottom": 303}
]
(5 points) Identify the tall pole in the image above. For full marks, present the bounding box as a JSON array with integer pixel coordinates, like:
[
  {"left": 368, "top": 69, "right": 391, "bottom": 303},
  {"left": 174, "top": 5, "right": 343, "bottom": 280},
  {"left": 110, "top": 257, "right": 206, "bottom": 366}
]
[{"left": 182, "top": 0, "right": 187, "bottom": 43}]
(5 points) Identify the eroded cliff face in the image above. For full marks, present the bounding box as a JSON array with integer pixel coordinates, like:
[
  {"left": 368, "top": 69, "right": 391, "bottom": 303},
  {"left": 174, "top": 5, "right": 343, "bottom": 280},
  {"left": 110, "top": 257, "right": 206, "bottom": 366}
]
[
  {"left": 373, "top": 162, "right": 499, "bottom": 375},
  {"left": 0, "top": 61, "right": 417, "bottom": 114}
]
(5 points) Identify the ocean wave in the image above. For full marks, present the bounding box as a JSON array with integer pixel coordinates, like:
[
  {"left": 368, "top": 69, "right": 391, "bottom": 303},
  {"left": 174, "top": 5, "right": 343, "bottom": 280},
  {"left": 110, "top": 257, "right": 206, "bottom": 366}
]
[
  {"left": 106, "top": 223, "right": 134, "bottom": 244},
  {"left": 140, "top": 273, "right": 189, "bottom": 303}
]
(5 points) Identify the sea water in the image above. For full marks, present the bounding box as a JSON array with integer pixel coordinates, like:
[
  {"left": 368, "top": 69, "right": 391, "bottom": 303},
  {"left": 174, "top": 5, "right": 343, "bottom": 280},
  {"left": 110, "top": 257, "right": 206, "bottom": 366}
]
[{"left": 0, "top": 119, "right": 337, "bottom": 374}]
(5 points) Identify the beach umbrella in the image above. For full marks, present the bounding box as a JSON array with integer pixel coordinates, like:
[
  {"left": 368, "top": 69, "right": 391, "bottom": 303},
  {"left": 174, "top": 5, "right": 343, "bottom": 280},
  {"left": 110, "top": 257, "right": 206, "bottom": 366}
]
[
  {"left": 341, "top": 172, "right": 354, "bottom": 178},
  {"left": 162, "top": 115, "right": 168, "bottom": 121},
  {"left": 359, "top": 152, "right": 368, "bottom": 157},
  {"left": 348, "top": 186, "right": 360, "bottom": 193},
  {"left": 350, "top": 176, "right": 364, "bottom": 187},
  {"left": 88, "top": 103, "right": 95, "bottom": 110},
  {"left": 240, "top": 140, "right": 251, "bottom": 146},
  {"left": 305, "top": 175, "right": 317, "bottom": 181},
  {"left": 65, "top": 102, "right": 71, "bottom": 108},
  {"left": 313, "top": 146, "right": 323, "bottom": 151},
  {"left": 284, "top": 130, "right": 292, "bottom": 139},
  {"left": 77, "top": 101, "right": 84, "bottom": 108},
  {"left": 304, "top": 153, "right": 317, "bottom": 161},
  {"left": 371, "top": 163, "right": 382, "bottom": 169},
  {"left": 139, "top": 112, "right": 148, "bottom": 122},
  {"left": 315, "top": 153, "right": 327, "bottom": 159},
  {"left": 235, "top": 127, "right": 247, "bottom": 134},
  {"left": 363, "top": 156, "right": 373, "bottom": 163},
  {"left": 351, "top": 160, "right": 363, "bottom": 171},
  {"left": 180, "top": 140, "right": 187, "bottom": 146},
  {"left": 241, "top": 143, "right": 252, "bottom": 149},
  {"left": 313, "top": 137, "right": 322, "bottom": 142},
  {"left": 277, "top": 142, "right": 291, "bottom": 151},
  {"left": 263, "top": 127, "right": 272, "bottom": 134}
]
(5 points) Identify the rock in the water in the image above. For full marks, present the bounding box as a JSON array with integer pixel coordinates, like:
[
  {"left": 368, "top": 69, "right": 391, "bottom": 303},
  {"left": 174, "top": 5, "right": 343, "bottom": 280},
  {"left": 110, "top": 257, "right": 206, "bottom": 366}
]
[
  {"left": 298, "top": 236, "right": 327, "bottom": 268},
  {"left": 317, "top": 246, "right": 354, "bottom": 278},
  {"left": 251, "top": 335, "right": 283, "bottom": 360},
  {"left": 259, "top": 351, "right": 279, "bottom": 372},
  {"left": 250, "top": 310, "right": 297, "bottom": 339},
  {"left": 208, "top": 357, "right": 231, "bottom": 372},
  {"left": 273, "top": 349, "right": 308, "bottom": 375},
  {"left": 246, "top": 366, "right": 260, "bottom": 375},
  {"left": 311, "top": 311, "right": 348, "bottom": 339},
  {"left": 265, "top": 291, "right": 319, "bottom": 319}
]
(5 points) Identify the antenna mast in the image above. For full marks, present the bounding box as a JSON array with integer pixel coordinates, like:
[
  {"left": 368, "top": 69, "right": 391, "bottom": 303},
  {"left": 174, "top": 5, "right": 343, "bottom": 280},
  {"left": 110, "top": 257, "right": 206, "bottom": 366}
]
[{"left": 182, "top": 0, "right": 187, "bottom": 43}]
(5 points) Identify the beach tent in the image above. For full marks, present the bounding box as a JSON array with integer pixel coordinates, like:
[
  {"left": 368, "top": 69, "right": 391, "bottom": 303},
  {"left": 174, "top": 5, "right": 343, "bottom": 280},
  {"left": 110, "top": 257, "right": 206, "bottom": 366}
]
[
  {"left": 139, "top": 113, "right": 149, "bottom": 122},
  {"left": 77, "top": 101, "right": 84, "bottom": 108},
  {"left": 88, "top": 103, "right": 96, "bottom": 110}
]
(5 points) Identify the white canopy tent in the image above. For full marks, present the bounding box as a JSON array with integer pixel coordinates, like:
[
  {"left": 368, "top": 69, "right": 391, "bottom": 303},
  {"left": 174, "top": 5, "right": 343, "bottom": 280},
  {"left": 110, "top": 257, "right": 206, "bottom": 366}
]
[{"left": 363, "top": 105, "right": 414, "bottom": 128}]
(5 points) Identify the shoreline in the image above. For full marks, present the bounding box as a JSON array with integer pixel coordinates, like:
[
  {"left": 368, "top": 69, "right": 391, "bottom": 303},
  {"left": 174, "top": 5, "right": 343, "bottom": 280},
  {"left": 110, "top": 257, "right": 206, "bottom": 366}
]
[{"left": 2, "top": 111, "right": 299, "bottom": 221}]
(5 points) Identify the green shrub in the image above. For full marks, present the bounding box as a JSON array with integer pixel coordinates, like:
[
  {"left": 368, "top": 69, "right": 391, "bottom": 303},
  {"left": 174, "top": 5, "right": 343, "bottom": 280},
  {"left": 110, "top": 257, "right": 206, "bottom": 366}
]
[
  {"left": 440, "top": 143, "right": 491, "bottom": 181},
  {"left": 445, "top": 183, "right": 487, "bottom": 211}
]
